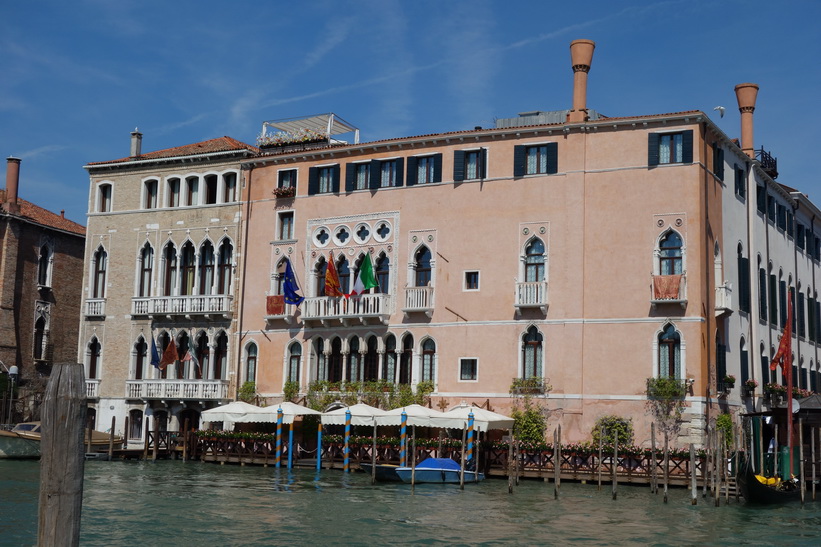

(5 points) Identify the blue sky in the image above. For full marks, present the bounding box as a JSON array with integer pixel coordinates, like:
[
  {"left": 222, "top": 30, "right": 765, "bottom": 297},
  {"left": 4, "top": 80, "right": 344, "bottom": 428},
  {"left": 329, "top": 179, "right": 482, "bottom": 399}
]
[{"left": 2, "top": 0, "right": 820, "bottom": 225}]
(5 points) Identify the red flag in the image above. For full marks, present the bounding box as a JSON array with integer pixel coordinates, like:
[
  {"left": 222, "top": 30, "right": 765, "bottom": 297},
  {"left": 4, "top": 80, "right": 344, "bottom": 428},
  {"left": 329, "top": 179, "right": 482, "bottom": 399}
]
[
  {"left": 159, "top": 340, "right": 178, "bottom": 370},
  {"left": 770, "top": 295, "right": 793, "bottom": 377},
  {"left": 324, "top": 251, "right": 344, "bottom": 297}
]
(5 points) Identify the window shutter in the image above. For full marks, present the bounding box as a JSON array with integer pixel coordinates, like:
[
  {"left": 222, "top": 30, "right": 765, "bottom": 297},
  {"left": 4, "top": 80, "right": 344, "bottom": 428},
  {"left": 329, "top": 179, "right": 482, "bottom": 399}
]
[
  {"left": 345, "top": 163, "right": 355, "bottom": 192},
  {"left": 308, "top": 167, "right": 319, "bottom": 195},
  {"left": 513, "top": 145, "right": 526, "bottom": 177},
  {"left": 369, "top": 160, "right": 381, "bottom": 190},
  {"left": 546, "top": 142, "right": 558, "bottom": 174},
  {"left": 395, "top": 158, "right": 404, "bottom": 187},
  {"left": 681, "top": 130, "right": 694, "bottom": 164},
  {"left": 480, "top": 148, "right": 487, "bottom": 179},
  {"left": 406, "top": 157, "right": 417, "bottom": 186},
  {"left": 713, "top": 145, "right": 724, "bottom": 181},
  {"left": 433, "top": 153, "right": 442, "bottom": 183},
  {"left": 331, "top": 164, "right": 341, "bottom": 193},
  {"left": 648, "top": 133, "right": 660, "bottom": 166},
  {"left": 453, "top": 150, "right": 465, "bottom": 182}
]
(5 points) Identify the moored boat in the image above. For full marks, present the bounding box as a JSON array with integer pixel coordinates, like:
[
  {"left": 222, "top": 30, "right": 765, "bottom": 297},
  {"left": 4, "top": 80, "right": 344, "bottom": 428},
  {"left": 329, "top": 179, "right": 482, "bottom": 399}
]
[
  {"left": 0, "top": 422, "right": 123, "bottom": 459},
  {"left": 737, "top": 454, "right": 801, "bottom": 504},
  {"left": 395, "top": 457, "right": 485, "bottom": 484},
  {"left": 359, "top": 463, "right": 403, "bottom": 482}
]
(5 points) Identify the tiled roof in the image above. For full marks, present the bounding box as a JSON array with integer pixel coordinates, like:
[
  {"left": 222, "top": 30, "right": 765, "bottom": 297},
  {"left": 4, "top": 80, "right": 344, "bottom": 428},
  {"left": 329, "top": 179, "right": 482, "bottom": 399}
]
[
  {"left": 0, "top": 189, "right": 85, "bottom": 236},
  {"left": 86, "top": 136, "right": 257, "bottom": 166}
]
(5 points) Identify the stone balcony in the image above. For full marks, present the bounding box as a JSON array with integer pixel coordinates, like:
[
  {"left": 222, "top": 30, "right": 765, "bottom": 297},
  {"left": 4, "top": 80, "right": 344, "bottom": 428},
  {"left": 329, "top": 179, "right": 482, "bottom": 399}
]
[
  {"left": 85, "top": 379, "right": 100, "bottom": 399},
  {"left": 715, "top": 282, "right": 733, "bottom": 316},
  {"left": 514, "top": 281, "right": 548, "bottom": 315},
  {"left": 650, "top": 273, "right": 687, "bottom": 308},
  {"left": 131, "top": 294, "right": 233, "bottom": 319},
  {"left": 302, "top": 293, "right": 391, "bottom": 326},
  {"left": 84, "top": 298, "right": 106, "bottom": 318},
  {"left": 402, "top": 286, "right": 434, "bottom": 317},
  {"left": 125, "top": 379, "right": 229, "bottom": 401}
]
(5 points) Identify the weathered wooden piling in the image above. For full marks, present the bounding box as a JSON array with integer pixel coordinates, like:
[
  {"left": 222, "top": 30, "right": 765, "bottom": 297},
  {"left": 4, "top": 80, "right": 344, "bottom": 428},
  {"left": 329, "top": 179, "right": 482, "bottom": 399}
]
[
  {"left": 812, "top": 426, "right": 817, "bottom": 501},
  {"left": 612, "top": 431, "right": 618, "bottom": 500},
  {"left": 152, "top": 416, "right": 159, "bottom": 461},
  {"left": 663, "top": 430, "right": 669, "bottom": 504},
  {"left": 182, "top": 417, "right": 190, "bottom": 462},
  {"left": 650, "top": 423, "right": 658, "bottom": 494},
  {"left": 799, "top": 417, "right": 805, "bottom": 504},
  {"left": 597, "top": 426, "right": 603, "bottom": 491},
  {"left": 108, "top": 416, "right": 116, "bottom": 461},
  {"left": 459, "top": 426, "right": 467, "bottom": 490},
  {"left": 689, "top": 443, "right": 697, "bottom": 505},
  {"left": 553, "top": 427, "right": 559, "bottom": 499},
  {"left": 37, "top": 363, "right": 86, "bottom": 547}
]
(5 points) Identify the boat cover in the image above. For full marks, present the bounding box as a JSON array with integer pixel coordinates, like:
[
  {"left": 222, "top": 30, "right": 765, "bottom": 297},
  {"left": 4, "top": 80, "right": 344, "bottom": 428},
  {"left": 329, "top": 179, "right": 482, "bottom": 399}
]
[{"left": 416, "top": 458, "right": 460, "bottom": 471}]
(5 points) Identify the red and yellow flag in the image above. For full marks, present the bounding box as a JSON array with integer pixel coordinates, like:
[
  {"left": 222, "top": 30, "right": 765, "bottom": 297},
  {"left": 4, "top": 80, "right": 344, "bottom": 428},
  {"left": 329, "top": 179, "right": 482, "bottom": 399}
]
[{"left": 324, "top": 251, "right": 344, "bottom": 297}]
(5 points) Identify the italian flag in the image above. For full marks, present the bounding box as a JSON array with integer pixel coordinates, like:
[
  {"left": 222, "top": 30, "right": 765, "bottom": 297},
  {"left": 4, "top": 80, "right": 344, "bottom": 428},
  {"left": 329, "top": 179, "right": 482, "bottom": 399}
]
[{"left": 348, "top": 252, "right": 378, "bottom": 297}]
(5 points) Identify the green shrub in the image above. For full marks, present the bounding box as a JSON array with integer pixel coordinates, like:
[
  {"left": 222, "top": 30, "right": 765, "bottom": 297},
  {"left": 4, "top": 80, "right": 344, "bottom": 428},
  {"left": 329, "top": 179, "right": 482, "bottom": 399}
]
[
  {"left": 716, "top": 413, "right": 733, "bottom": 449},
  {"left": 238, "top": 381, "right": 257, "bottom": 403},
  {"left": 592, "top": 415, "right": 634, "bottom": 446},
  {"left": 511, "top": 399, "right": 546, "bottom": 444},
  {"left": 283, "top": 380, "right": 300, "bottom": 403}
]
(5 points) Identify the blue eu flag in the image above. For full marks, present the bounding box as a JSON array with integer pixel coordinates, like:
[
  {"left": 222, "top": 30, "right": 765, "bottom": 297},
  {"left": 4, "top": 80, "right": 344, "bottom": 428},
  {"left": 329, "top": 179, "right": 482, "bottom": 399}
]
[
  {"left": 150, "top": 337, "right": 161, "bottom": 369},
  {"left": 283, "top": 258, "right": 305, "bottom": 306}
]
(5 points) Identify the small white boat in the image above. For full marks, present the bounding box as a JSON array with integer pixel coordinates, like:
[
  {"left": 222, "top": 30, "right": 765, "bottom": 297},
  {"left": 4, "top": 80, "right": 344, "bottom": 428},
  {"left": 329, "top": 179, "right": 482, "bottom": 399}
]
[
  {"left": 0, "top": 422, "right": 124, "bottom": 459},
  {"left": 395, "top": 457, "right": 485, "bottom": 484}
]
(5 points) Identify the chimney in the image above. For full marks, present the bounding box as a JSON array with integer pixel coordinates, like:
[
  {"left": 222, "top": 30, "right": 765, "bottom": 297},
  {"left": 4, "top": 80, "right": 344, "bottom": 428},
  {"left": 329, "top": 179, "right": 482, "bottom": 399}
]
[
  {"left": 567, "top": 39, "right": 596, "bottom": 123},
  {"left": 130, "top": 128, "right": 143, "bottom": 157},
  {"left": 4, "top": 156, "right": 21, "bottom": 215},
  {"left": 734, "top": 83, "right": 759, "bottom": 159}
]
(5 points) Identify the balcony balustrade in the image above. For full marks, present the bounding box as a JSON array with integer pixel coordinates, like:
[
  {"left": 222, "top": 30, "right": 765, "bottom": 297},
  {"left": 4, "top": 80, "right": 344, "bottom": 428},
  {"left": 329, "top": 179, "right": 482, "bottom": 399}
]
[
  {"left": 131, "top": 294, "right": 233, "bottom": 319},
  {"left": 85, "top": 379, "right": 100, "bottom": 399},
  {"left": 715, "top": 282, "right": 733, "bottom": 316},
  {"left": 302, "top": 293, "right": 391, "bottom": 326},
  {"left": 265, "top": 302, "right": 296, "bottom": 324},
  {"left": 125, "top": 379, "right": 229, "bottom": 400},
  {"left": 402, "top": 286, "right": 434, "bottom": 317},
  {"left": 514, "top": 281, "right": 548, "bottom": 314},
  {"left": 85, "top": 298, "right": 106, "bottom": 318},
  {"left": 650, "top": 273, "right": 687, "bottom": 308}
]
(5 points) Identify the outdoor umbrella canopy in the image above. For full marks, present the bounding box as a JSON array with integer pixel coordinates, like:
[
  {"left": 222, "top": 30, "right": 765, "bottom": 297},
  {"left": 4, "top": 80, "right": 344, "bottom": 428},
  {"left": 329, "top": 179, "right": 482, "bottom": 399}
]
[
  {"left": 256, "top": 401, "right": 321, "bottom": 424},
  {"left": 378, "top": 404, "right": 447, "bottom": 427},
  {"left": 321, "top": 403, "right": 387, "bottom": 426},
  {"left": 200, "top": 401, "right": 267, "bottom": 423},
  {"left": 430, "top": 405, "right": 515, "bottom": 432}
]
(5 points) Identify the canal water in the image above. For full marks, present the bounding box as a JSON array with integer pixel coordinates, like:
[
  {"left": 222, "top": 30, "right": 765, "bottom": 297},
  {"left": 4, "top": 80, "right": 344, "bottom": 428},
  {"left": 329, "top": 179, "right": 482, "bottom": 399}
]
[{"left": 4, "top": 459, "right": 821, "bottom": 546}]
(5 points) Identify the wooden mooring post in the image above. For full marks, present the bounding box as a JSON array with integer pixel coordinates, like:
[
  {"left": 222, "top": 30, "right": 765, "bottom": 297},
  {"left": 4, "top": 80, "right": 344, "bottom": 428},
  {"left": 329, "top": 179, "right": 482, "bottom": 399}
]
[
  {"left": 597, "top": 426, "right": 603, "bottom": 491},
  {"left": 650, "top": 423, "right": 658, "bottom": 494},
  {"left": 612, "top": 431, "right": 618, "bottom": 501},
  {"left": 663, "top": 430, "right": 669, "bottom": 504},
  {"left": 108, "top": 416, "right": 116, "bottom": 461},
  {"left": 507, "top": 430, "right": 514, "bottom": 494},
  {"left": 812, "top": 426, "right": 817, "bottom": 501},
  {"left": 152, "top": 416, "right": 159, "bottom": 461},
  {"left": 182, "top": 417, "right": 190, "bottom": 462},
  {"left": 142, "top": 423, "right": 149, "bottom": 460},
  {"left": 799, "top": 417, "right": 805, "bottom": 505},
  {"left": 38, "top": 363, "right": 86, "bottom": 547},
  {"left": 553, "top": 427, "right": 560, "bottom": 500},
  {"left": 689, "top": 443, "right": 697, "bottom": 505}
]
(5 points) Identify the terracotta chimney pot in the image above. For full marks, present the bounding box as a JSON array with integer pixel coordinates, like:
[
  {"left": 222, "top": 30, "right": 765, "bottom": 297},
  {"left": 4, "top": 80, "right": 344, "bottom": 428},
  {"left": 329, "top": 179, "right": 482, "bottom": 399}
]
[
  {"left": 4, "top": 156, "right": 21, "bottom": 214},
  {"left": 734, "top": 83, "right": 759, "bottom": 159},
  {"left": 568, "top": 39, "right": 596, "bottom": 123}
]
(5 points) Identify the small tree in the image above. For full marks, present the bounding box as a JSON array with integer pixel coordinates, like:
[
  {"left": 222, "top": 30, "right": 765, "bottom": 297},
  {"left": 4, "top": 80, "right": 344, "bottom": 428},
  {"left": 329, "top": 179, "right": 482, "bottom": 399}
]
[
  {"left": 592, "top": 415, "right": 634, "bottom": 446},
  {"left": 645, "top": 377, "right": 687, "bottom": 436},
  {"left": 511, "top": 398, "right": 547, "bottom": 443},
  {"left": 238, "top": 381, "right": 257, "bottom": 404},
  {"left": 715, "top": 412, "right": 734, "bottom": 449}
]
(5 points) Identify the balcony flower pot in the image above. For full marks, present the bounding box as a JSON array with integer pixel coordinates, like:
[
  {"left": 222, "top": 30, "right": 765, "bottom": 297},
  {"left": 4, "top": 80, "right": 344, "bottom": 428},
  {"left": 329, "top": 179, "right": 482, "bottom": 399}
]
[{"left": 272, "top": 186, "right": 295, "bottom": 198}]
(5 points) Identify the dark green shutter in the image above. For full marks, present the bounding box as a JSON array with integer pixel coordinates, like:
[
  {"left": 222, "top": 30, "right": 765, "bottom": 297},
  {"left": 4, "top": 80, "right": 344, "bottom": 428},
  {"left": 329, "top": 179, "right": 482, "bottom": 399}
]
[
  {"left": 648, "top": 133, "right": 660, "bottom": 166},
  {"left": 331, "top": 164, "right": 340, "bottom": 194},
  {"left": 681, "top": 130, "right": 694, "bottom": 164},
  {"left": 453, "top": 150, "right": 465, "bottom": 182},
  {"left": 480, "top": 148, "right": 487, "bottom": 178},
  {"left": 395, "top": 158, "right": 404, "bottom": 187},
  {"left": 406, "top": 157, "right": 417, "bottom": 186},
  {"left": 546, "top": 142, "right": 558, "bottom": 174},
  {"left": 513, "top": 145, "right": 526, "bottom": 176},
  {"left": 759, "top": 268, "right": 768, "bottom": 321},
  {"left": 433, "top": 153, "right": 442, "bottom": 183},
  {"left": 308, "top": 167, "right": 319, "bottom": 195},
  {"left": 369, "top": 160, "right": 381, "bottom": 190},
  {"left": 345, "top": 163, "right": 355, "bottom": 192}
]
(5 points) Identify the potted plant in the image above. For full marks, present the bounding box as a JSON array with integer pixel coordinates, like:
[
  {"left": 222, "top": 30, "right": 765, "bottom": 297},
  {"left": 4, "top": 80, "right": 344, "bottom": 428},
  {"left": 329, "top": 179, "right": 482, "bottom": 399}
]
[
  {"left": 272, "top": 186, "right": 295, "bottom": 198},
  {"left": 722, "top": 374, "right": 735, "bottom": 389},
  {"left": 743, "top": 379, "right": 758, "bottom": 397}
]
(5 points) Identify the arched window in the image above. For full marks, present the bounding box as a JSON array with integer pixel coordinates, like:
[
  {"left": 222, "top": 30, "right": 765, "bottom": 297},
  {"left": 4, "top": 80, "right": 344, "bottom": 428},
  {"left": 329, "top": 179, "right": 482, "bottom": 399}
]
[
  {"left": 274, "top": 258, "right": 287, "bottom": 296},
  {"left": 287, "top": 342, "right": 300, "bottom": 382},
  {"left": 315, "top": 257, "right": 328, "bottom": 297},
  {"left": 129, "top": 409, "right": 143, "bottom": 439},
  {"left": 163, "top": 243, "right": 177, "bottom": 296},
  {"left": 399, "top": 335, "right": 413, "bottom": 385},
  {"left": 87, "top": 337, "right": 101, "bottom": 379},
  {"left": 157, "top": 332, "right": 171, "bottom": 379},
  {"left": 217, "top": 240, "right": 233, "bottom": 295},
  {"left": 213, "top": 332, "right": 228, "bottom": 380},
  {"left": 524, "top": 239, "right": 545, "bottom": 282},
  {"left": 337, "top": 256, "right": 351, "bottom": 295},
  {"left": 139, "top": 244, "right": 154, "bottom": 297},
  {"left": 92, "top": 247, "right": 107, "bottom": 298},
  {"left": 195, "top": 332, "right": 209, "bottom": 380},
  {"left": 740, "top": 337, "right": 749, "bottom": 385},
  {"left": 33, "top": 317, "right": 47, "bottom": 360},
  {"left": 421, "top": 339, "right": 436, "bottom": 382},
  {"left": 414, "top": 246, "right": 432, "bottom": 287},
  {"left": 134, "top": 337, "right": 147, "bottom": 380},
  {"left": 375, "top": 254, "right": 390, "bottom": 294},
  {"left": 315, "top": 338, "right": 326, "bottom": 381},
  {"left": 364, "top": 336, "right": 379, "bottom": 381},
  {"left": 199, "top": 241, "right": 215, "bottom": 295},
  {"left": 246, "top": 342, "right": 258, "bottom": 383},
  {"left": 658, "top": 324, "right": 681, "bottom": 378},
  {"left": 521, "top": 326, "right": 543, "bottom": 379},
  {"left": 659, "top": 231, "right": 683, "bottom": 275},
  {"left": 383, "top": 335, "right": 397, "bottom": 383},
  {"left": 347, "top": 337, "right": 360, "bottom": 382},
  {"left": 180, "top": 242, "right": 196, "bottom": 296},
  {"left": 176, "top": 332, "right": 190, "bottom": 379},
  {"left": 38, "top": 243, "right": 52, "bottom": 287},
  {"left": 329, "top": 338, "right": 343, "bottom": 383}
]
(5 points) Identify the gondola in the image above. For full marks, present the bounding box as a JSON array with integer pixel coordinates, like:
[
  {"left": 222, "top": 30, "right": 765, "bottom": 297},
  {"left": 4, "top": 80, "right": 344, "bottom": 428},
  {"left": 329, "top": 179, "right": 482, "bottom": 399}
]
[{"left": 737, "top": 453, "right": 801, "bottom": 504}]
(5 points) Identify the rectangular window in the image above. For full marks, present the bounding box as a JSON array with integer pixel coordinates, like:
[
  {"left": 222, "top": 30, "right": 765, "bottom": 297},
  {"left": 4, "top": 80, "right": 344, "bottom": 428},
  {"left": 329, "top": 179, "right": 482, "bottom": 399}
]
[
  {"left": 417, "top": 156, "right": 437, "bottom": 184},
  {"left": 278, "top": 169, "right": 297, "bottom": 189},
  {"left": 769, "top": 274, "right": 778, "bottom": 325},
  {"left": 464, "top": 271, "right": 479, "bottom": 291},
  {"left": 780, "top": 280, "right": 787, "bottom": 328},
  {"left": 453, "top": 149, "right": 487, "bottom": 181},
  {"left": 319, "top": 167, "right": 333, "bottom": 193},
  {"left": 797, "top": 224, "right": 806, "bottom": 250},
  {"left": 186, "top": 177, "right": 199, "bottom": 206},
  {"left": 759, "top": 268, "right": 768, "bottom": 322},
  {"left": 307, "top": 165, "right": 340, "bottom": 195},
  {"left": 787, "top": 212, "right": 794, "bottom": 238},
  {"left": 168, "top": 178, "right": 181, "bottom": 207},
  {"left": 354, "top": 163, "right": 369, "bottom": 190},
  {"left": 513, "top": 143, "right": 558, "bottom": 176},
  {"left": 756, "top": 184, "right": 766, "bottom": 213},
  {"left": 777, "top": 204, "right": 786, "bottom": 231},
  {"left": 278, "top": 211, "right": 294, "bottom": 241},
  {"left": 767, "top": 195, "right": 775, "bottom": 223},
  {"left": 204, "top": 175, "right": 218, "bottom": 205},
  {"left": 712, "top": 144, "right": 724, "bottom": 181},
  {"left": 381, "top": 160, "right": 398, "bottom": 187},
  {"left": 527, "top": 145, "right": 551, "bottom": 174},
  {"left": 143, "top": 180, "right": 158, "bottom": 209},
  {"left": 734, "top": 166, "right": 745, "bottom": 199},
  {"left": 223, "top": 173, "right": 237, "bottom": 203},
  {"left": 648, "top": 130, "right": 693, "bottom": 166},
  {"left": 799, "top": 291, "right": 806, "bottom": 337},
  {"left": 98, "top": 184, "right": 112, "bottom": 212},
  {"left": 459, "top": 358, "right": 478, "bottom": 381}
]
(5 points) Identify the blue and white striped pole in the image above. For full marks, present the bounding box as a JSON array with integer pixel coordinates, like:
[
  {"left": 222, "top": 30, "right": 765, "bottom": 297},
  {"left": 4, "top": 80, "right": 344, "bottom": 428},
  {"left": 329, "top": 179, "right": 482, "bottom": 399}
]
[
  {"left": 287, "top": 420, "right": 294, "bottom": 470},
  {"left": 275, "top": 408, "right": 283, "bottom": 468},
  {"left": 467, "top": 411, "right": 475, "bottom": 464},
  {"left": 399, "top": 411, "right": 408, "bottom": 467},
  {"left": 343, "top": 409, "right": 352, "bottom": 473},
  {"left": 316, "top": 420, "right": 323, "bottom": 471}
]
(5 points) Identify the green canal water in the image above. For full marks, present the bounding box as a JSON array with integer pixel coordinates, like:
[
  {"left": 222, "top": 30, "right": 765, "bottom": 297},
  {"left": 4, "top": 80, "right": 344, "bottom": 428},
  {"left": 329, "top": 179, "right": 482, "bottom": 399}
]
[{"left": 4, "top": 459, "right": 821, "bottom": 546}]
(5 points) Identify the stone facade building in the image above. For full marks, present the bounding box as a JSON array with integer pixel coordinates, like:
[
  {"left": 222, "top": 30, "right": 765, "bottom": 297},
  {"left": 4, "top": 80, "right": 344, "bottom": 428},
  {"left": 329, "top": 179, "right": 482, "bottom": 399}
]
[{"left": 1, "top": 157, "right": 85, "bottom": 422}]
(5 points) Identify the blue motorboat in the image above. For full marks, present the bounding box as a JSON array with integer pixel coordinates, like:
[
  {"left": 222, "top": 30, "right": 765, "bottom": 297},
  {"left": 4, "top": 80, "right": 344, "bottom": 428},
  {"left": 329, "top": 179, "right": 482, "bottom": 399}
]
[{"left": 395, "top": 457, "right": 485, "bottom": 483}]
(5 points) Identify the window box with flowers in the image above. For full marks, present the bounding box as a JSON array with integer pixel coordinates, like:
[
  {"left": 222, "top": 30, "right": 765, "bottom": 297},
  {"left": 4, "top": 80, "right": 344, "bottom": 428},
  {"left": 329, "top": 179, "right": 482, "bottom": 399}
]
[
  {"left": 273, "top": 186, "right": 296, "bottom": 198},
  {"left": 742, "top": 379, "right": 758, "bottom": 398},
  {"left": 257, "top": 128, "right": 328, "bottom": 150},
  {"left": 720, "top": 374, "right": 735, "bottom": 393},
  {"left": 764, "top": 383, "right": 787, "bottom": 406}
]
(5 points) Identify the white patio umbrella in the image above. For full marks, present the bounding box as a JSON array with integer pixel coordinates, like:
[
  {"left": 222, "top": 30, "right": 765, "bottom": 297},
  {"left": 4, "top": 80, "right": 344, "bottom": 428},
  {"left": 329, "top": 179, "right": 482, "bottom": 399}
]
[
  {"left": 377, "top": 404, "right": 447, "bottom": 427},
  {"left": 200, "top": 401, "right": 266, "bottom": 423},
  {"left": 256, "top": 401, "right": 321, "bottom": 424},
  {"left": 430, "top": 404, "right": 515, "bottom": 432},
  {"left": 320, "top": 403, "right": 387, "bottom": 426}
]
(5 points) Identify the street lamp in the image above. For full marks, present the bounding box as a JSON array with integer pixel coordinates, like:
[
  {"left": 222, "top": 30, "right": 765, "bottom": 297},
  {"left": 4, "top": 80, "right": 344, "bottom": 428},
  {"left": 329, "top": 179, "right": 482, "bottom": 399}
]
[{"left": 6, "top": 365, "right": 18, "bottom": 425}]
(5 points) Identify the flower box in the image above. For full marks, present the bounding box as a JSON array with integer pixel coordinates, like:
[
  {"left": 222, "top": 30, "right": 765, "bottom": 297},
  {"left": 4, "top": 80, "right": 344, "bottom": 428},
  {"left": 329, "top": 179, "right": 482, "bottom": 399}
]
[{"left": 272, "top": 186, "right": 295, "bottom": 198}]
